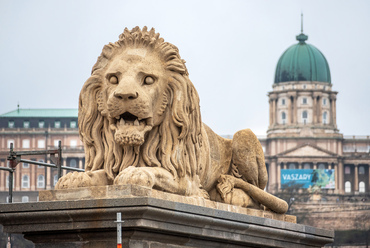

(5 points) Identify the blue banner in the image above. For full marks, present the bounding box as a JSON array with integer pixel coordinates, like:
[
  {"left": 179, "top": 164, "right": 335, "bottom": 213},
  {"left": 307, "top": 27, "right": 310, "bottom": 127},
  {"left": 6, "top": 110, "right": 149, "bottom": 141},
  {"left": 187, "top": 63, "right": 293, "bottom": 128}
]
[{"left": 281, "top": 169, "right": 335, "bottom": 189}]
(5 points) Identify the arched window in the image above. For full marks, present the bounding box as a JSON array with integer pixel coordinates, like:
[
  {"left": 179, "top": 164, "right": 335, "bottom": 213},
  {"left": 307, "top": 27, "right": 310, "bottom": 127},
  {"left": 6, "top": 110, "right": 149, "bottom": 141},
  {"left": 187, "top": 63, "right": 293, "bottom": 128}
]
[
  {"left": 281, "top": 99, "right": 285, "bottom": 105},
  {"left": 303, "top": 163, "right": 311, "bottom": 169},
  {"left": 345, "top": 181, "right": 351, "bottom": 193},
  {"left": 345, "top": 166, "right": 351, "bottom": 174},
  {"left": 22, "top": 175, "right": 30, "bottom": 188},
  {"left": 323, "top": 112, "right": 327, "bottom": 124},
  {"left": 54, "top": 174, "right": 59, "bottom": 186},
  {"left": 359, "top": 166, "right": 365, "bottom": 175},
  {"left": 22, "top": 196, "right": 29, "bottom": 203},
  {"left": 288, "top": 163, "right": 296, "bottom": 169},
  {"left": 37, "top": 175, "right": 45, "bottom": 188},
  {"left": 359, "top": 182, "right": 365, "bottom": 193},
  {"left": 282, "top": 112, "right": 286, "bottom": 124},
  {"left": 318, "top": 163, "right": 326, "bottom": 170},
  {"left": 70, "top": 159, "right": 77, "bottom": 168},
  {"left": 302, "top": 111, "right": 308, "bottom": 124}
]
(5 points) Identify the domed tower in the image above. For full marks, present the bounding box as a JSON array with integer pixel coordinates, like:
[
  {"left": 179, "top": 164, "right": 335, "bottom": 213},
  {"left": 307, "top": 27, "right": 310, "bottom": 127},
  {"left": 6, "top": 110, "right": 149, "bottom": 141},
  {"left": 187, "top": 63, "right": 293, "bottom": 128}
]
[{"left": 267, "top": 26, "right": 340, "bottom": 138}]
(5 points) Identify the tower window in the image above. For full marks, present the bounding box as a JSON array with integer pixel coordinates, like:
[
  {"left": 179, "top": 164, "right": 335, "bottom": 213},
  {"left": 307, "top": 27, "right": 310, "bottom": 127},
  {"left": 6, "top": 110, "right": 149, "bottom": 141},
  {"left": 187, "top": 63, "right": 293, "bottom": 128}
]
[
  {"left": 323, "top": 112, "right": 328, "bottom": 124},
  {"left": 323, "top": 98, "right": 327, "bottom": 105},
  {"left": 282, "top": 112, "right": 286, "bottom": 124},
  {"left": 288, "top": 163, "right": 296, "bottom": 169},
  {"left": 359, "top": 182, "right": 365, "bottom": 193},
  {"left": 318, "top": 163, "right": 326, "bottom": 170},
  {"left": 303, "top": 84, "right": 306, "bottom": 89},
  {"left": 282, "top": 99, "right": 285, "bottom": 105},
  {"left": 345, "top": 181, "right": 351, "bottom": 193},
  {"left": 359, "top": 166, "right": 365, "bottom": 175},
  {"left": 302, "top": 98, "right": 307, "bottom": 104},
  {"left": 302, "top": 111, "right": 308, "bottom": 124},
  {"left": 303, "top": 163, "right": 311, "bottom": 169},
  {"left": 345, "top": 166, "right": 351, "bottom": 174}
]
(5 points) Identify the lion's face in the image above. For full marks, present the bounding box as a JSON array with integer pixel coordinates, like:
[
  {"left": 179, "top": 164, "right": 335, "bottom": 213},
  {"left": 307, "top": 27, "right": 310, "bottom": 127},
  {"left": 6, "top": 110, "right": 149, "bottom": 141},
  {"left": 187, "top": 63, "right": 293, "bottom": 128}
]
[{"left": 100, "top": 48, "right": 170, "bottom": 146}]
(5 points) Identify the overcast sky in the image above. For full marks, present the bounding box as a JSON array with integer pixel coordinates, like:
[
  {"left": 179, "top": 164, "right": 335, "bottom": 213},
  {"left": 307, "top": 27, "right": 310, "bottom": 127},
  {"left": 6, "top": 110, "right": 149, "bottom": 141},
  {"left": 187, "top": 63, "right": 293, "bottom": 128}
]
[{"left": 0, "top": 0, "right": 369, "bottom": 136}]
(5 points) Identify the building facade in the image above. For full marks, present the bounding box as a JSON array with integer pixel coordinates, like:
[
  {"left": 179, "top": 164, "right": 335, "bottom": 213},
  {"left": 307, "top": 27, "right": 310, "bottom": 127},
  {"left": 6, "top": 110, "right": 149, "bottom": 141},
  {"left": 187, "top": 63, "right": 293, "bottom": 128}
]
[
  {"left": 0, "top": 109, "right": 85, "bottom": 203},
  {"left": 260, "top": 30, "right": 370, "bottom": 195}
]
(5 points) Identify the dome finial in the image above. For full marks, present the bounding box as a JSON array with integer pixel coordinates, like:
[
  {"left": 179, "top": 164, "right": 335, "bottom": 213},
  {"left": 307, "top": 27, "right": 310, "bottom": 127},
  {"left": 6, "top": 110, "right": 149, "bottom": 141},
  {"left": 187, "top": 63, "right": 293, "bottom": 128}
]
[
  {"left": 301, "top": 12, "right": 303, "bottom": 33},
  {"left": 296, "top": 13, "right": 308, "bottom": 43}
]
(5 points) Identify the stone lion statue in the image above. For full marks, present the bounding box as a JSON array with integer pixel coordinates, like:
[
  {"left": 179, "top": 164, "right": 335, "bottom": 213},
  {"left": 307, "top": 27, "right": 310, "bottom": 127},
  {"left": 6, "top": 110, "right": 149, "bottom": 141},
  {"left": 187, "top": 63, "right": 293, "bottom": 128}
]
[{"left": 56, "top": 27, "right": 288, "bottom": 214}]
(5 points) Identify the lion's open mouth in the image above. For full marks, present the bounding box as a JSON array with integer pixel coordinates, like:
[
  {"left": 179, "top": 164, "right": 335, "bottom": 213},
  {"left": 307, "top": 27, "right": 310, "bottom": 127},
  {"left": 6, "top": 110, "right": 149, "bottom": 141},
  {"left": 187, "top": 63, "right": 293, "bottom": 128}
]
[
  {"left": 110, "top": 112, "right": 153, "bottom": 146},
  {"left": 115, "top": 112, "right": 150, "bottom": 127}
]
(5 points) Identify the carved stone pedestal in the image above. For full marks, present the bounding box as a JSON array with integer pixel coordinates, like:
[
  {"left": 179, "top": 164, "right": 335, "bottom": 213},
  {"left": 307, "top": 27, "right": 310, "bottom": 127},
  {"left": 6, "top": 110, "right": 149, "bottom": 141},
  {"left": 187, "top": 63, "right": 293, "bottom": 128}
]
[{"left": 0, "top": 185, "right": 333, "bottom": 247}]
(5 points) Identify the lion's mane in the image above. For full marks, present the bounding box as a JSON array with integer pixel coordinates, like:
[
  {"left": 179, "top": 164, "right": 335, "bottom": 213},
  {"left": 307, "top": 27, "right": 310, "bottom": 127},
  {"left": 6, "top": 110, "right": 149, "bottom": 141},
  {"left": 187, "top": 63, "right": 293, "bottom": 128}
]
[{"left": 79, "top": 27, "right": 203, "bottom": 181}]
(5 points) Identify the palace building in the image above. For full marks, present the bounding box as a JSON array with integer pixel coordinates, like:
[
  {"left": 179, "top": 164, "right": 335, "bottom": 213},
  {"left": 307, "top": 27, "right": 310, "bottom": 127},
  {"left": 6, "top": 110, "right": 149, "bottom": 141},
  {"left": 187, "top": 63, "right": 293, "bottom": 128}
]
[
  {"left": 259, "top": 29, "right": 370, "bottom": 194},
  {"left": 0, "top": 108, "right": 84, "bottom": 203}
]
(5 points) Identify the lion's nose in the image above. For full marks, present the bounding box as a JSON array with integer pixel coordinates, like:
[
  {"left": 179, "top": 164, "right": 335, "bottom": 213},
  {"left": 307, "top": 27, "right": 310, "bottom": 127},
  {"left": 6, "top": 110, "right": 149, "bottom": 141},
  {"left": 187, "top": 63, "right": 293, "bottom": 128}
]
[{"left": 113, "top": 91, "right": 139, "bottom": 100}]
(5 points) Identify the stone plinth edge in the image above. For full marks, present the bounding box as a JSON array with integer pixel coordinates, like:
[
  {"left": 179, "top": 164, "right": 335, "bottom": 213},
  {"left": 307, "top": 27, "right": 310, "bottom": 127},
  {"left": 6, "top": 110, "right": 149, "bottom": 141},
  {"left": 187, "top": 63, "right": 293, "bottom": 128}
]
[
  {"left": 0, "top": 185, "right": 334, "bottom": 248},
  {"left": 39, "top": 184, "right": 296, "bottom": 223}
]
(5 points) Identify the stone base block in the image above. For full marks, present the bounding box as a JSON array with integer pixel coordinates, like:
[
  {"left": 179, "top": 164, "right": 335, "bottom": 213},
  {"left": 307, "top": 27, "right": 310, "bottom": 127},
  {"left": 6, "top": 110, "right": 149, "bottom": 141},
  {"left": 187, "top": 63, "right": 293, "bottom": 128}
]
[{"left": 0, "top": 185, "right": 333, "bottom": 247}]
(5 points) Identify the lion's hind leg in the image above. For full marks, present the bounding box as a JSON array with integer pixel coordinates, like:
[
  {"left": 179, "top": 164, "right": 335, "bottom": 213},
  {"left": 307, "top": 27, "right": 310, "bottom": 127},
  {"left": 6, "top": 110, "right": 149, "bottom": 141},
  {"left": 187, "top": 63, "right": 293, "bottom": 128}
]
[{"left": 231, "top": 129, "right": 267, "bottom": 190}]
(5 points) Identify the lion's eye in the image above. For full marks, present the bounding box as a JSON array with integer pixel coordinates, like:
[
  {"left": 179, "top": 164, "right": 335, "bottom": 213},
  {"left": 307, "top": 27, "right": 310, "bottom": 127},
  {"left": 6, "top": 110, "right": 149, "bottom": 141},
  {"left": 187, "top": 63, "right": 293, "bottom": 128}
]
[
  {"left": 144, "top": 76, "right": 154, "bottom": 85},
  {"left": 109, "top": 76, "right": 118, "bottom": 84}
]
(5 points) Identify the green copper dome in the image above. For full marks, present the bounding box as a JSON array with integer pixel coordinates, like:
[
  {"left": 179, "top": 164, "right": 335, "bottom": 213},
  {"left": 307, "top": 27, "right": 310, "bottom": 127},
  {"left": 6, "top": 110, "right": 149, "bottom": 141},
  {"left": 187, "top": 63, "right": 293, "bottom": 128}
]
[{"left": 274, "top": 33, "right": 331, "bottom": 84}]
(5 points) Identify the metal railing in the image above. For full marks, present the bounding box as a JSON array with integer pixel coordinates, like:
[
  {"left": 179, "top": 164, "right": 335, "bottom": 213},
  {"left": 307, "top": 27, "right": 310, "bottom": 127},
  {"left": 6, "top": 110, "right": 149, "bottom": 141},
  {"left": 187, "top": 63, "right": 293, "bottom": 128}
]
[{"left": 0, "top": 141, "right": 84, "bottom": 203}]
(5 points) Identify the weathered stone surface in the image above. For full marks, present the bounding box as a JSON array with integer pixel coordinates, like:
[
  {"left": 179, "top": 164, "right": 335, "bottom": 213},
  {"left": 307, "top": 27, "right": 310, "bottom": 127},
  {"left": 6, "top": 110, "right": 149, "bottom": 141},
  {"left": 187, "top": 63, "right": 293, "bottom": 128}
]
[
  {"left": 40, "top": 185, "right": 295, "bottom": 223},
  {"left": 54, "top": 26, "right": 287, "bottom": 214},
  {"left": 0, "top": 191, "right": 333, "bottom": 247}
]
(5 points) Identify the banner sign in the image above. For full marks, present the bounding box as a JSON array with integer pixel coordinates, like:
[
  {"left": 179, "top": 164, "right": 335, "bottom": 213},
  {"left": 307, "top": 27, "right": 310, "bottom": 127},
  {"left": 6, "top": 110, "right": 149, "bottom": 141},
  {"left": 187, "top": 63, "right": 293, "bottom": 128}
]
[{"left": 281, "top": 169, "right": 335, "bottom": 189}]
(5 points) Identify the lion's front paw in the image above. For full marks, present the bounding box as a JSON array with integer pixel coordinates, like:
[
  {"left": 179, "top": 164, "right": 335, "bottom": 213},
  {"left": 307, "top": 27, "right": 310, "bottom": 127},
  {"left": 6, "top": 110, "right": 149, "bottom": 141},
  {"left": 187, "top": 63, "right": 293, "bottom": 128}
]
[
  {"left": 113, "top": 166, "right": 155, "bottom": 188},
  {"left": 55, "top": 171, "right": 93, "bottom": 189},
  {"left": 55, "top": 169, "right": 110, "bottom": 189}
]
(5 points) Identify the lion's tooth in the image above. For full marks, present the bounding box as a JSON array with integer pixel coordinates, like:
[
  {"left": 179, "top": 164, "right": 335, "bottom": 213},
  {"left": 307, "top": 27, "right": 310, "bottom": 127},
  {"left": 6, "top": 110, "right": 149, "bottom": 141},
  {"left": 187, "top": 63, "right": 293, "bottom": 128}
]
[
  {"left": 134, "top": 119, "right": 139, "bottom": 126},
  {"left": 120, "top": 118, "right": 125, "bottom": 126}
]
